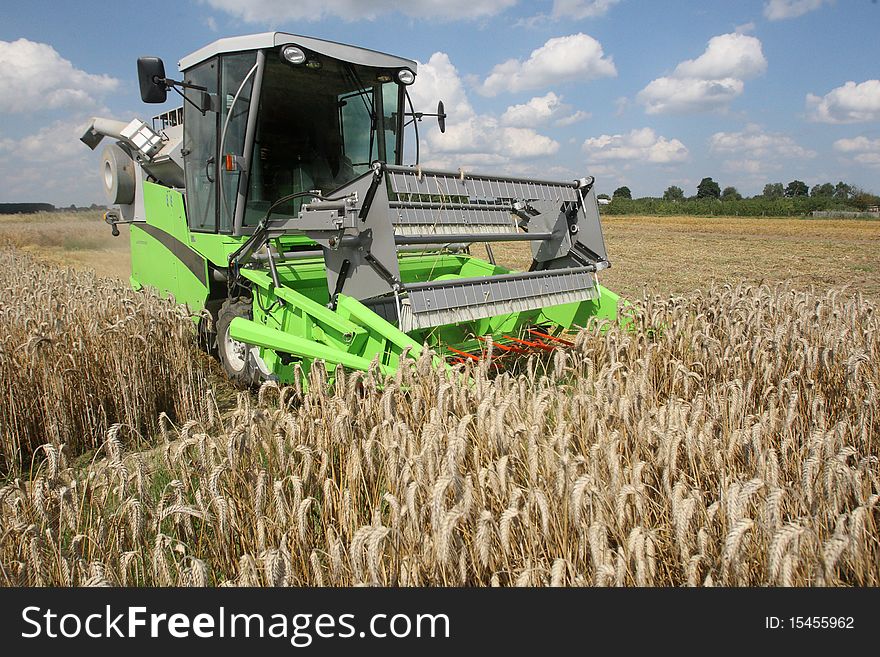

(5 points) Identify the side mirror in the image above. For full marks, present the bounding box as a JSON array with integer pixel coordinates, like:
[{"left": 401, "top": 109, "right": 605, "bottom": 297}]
[
  {"left": 137, "top": 56, "right": 168, "bottom": 104},
  {"left": 437, "top": 100, "right": 446, "bottom": 134}
]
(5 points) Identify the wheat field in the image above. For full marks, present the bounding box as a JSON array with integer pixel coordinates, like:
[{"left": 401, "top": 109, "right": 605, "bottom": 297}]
[
  {"left": 0, "top": 248, "right": 212, "bottom": 474},
  {"left": 1, "top": 276, "right": 877, "bottom": 586}
]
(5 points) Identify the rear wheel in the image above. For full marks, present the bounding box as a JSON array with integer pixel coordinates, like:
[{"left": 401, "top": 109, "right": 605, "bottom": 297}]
[{"left": 217, "top": 298, "right": 262, "bottom": 387}]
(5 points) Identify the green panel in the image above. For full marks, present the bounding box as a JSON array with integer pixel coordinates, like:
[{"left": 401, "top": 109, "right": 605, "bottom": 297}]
[
  {"left": 538, "top": 284, "right": 620, "bottom": 328},
  {"left": 187, "top": 232, "right": 247, "bottom": 267},
  {"left": 142, "top": 182, "right": 189, "bottom": 241},
  {"left": 130, "top": 223, "right": 178, "bottom": 300},
  {"left": 131, "top": 182, "right": 209, "bottom": 316},
  {"left": 185, "top": 233, "right": 322, "bottom": 269},
  {"left": 239, "top": 268, "right": 365, "bottom": 345}
]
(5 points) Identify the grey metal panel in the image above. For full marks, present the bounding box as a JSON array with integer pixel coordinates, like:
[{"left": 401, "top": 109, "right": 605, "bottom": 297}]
[
  {"left": 395, "top": 232, "right": 550, "bottom": 245},
  {"left": 575, "top": 186, "right": 609, "bottom": 262},
  {"left": 179, "top": 32, "right": 417, "bottom": 72},
  {"left": 386, "top": 166, "right": 581, "bottom": 249},
  {"left": 403, "top": 265, "right": 595, "bottom": 291},
  {"left": 525, "top": 198, "right": 572, "bottom": 263},
  {"left": 399, "top": 268, "right": 598, "bottom": 331},
  {"left": 384, "top": 164, "right": 579, "bottom": 190},
  {"left": 386, "top": 166, "right": 579, "bottom": 204},
  {"left": 390, "top": 203, "right": 519, "bottom": 235},
  {"left": 319, "top": 172, "right": 402, "bottom": 301}
]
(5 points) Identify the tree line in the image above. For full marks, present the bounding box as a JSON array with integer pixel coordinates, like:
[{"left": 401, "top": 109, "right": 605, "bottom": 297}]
[
  {"left": 0, "top": 203, "right": 108, "bottom": 215},
  {"left": 599, "top": 178, "right": 879, "bottom": 217}
]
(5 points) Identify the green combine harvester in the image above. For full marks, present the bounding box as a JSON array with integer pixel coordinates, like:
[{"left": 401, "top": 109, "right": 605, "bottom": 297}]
[{"left": 81, "top": 32, "right": 619, "bottom": 385}]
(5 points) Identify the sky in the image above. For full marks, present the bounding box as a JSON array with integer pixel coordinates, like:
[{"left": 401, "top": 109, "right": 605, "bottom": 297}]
[{"left": 1, "top": 0, "right": 879, "bottom": 205}]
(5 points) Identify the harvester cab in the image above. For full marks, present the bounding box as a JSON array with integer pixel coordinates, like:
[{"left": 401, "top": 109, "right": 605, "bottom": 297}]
[{"left": 80, "top": 32, "right": 619, "bottom": 385}]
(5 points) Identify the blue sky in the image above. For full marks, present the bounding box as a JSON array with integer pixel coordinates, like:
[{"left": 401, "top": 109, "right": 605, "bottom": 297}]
[{"left": 1, "top": 0, "right": 879, "bottom": 204}]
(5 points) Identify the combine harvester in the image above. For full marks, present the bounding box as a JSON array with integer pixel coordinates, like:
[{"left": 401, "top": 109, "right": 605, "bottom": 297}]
[{"left": 81, "top": 33, "right": 619, "bottom": 385}]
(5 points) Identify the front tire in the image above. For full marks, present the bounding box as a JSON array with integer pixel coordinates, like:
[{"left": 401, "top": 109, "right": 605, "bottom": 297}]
[{"left": 216, "top": 298, "right": 262, "bottom": 388}]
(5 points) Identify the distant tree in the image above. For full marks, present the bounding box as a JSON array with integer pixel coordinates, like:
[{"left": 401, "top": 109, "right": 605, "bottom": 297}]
[
  {"left": 721, "top": 186, "right": 742, "bottom": 201},
  {"left": 696, "top": 177, "right": 721, "bottom": 199},
  {"left": 785, "top": 180, "right": 809, "bottom": 197},
  {"left": 833, "top": 181, "right": 852, "bottom": 201},
  {"left": 662, "top": 185, "right": 684, "bottom": 201},
  {"left": 762, "top": 182, "right": 784, "bottom": 199},
  {"left": 612, "top": 186, "right": 632, "bottom": 200},
  {"left": 810, "top": 182, "right": 835, "bottom": 197},
  {"left": 849, "top": 186, "right": 880, "bottom": 211}
]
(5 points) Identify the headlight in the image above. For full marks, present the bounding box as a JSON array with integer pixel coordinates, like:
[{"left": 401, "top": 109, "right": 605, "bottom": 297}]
[
  {"left": 281, "top": 45, "right": 306, "bottom": 65},
  {"left": 397, "top": 69, "right": 415, "bottom": 85}
]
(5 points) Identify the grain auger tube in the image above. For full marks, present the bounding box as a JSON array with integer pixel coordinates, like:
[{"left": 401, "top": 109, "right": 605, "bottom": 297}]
[{"left": 80, "top": 32, "right": 620, "bottom": 386}]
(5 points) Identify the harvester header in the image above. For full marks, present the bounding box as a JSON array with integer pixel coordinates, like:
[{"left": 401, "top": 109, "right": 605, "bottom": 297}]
[{"left": 80, "top": 32, "right": 619, "bottom": 385}]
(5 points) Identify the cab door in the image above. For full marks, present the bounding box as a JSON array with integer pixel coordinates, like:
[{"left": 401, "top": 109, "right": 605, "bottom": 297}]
[{"left": 182, "top": 57, "right": 219, "bottom": 233}]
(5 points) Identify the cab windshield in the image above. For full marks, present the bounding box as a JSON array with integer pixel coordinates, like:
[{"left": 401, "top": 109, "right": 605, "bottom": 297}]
[{"left": 243, "top": 51, "right": 402, "bottom": 225}]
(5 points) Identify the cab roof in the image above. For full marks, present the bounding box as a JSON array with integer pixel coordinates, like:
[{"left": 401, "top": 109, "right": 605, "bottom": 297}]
[{"left": 178, "top": 32, "right": 418, "bottom": 73}]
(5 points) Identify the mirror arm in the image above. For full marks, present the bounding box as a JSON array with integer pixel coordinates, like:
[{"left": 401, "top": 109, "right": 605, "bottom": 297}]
[
  {"left": 156, "top": 76, "right": 207, "bottom": 92},
  {"left": 403, "top": 102, "right": 446, "bottom": 133},
  {"left": 167, "top": 84, "right": 208, "bottom": 115}
]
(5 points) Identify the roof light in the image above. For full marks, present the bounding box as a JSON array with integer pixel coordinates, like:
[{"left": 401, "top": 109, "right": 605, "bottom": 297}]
[
  {"left": 281, "top": 45, "right": 306, "bottom": 65},
  {"left": 397, "top": 69, "right": 415, "bottom": 85}
]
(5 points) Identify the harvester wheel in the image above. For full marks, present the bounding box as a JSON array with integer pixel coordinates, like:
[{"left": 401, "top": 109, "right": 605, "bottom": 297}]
[{"left": 217, "top": 298, "right": 262, "bottom": 387}]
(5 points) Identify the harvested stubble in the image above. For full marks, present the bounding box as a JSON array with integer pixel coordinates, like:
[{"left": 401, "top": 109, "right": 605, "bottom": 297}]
[
  {"left": 1, "top": 282, "right": 878, "bottom": 586},
  {"left": 0, "top": 249, "right": 211, "bottom": 474}
]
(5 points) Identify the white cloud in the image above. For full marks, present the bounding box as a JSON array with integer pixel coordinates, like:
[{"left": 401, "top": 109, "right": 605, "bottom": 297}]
[
  {"left": 500, "top": 92, "right": 589, "bottom": 127},
  {"left": 477, "top": 33, "right": 616, "bottom": 96},
  {"left": 408, "top": 52, "right": 475, "bottom": 121},
  {"left": 0, "top": 119, "right": 103, "bottom": 204},
  {"left": 722, "top": 159, "right": 782, "bottom": 175},
  {"left": 833, "top": 136, "right": 880, "bottom": 153},
  {"left": 833, "top": 136, "right": 880, "bottom": 167},
  {"left": 672, "top": 33, "right": 767, "bottom": 81},
  {"left": 584, "top": 163, "right": 622, "bottom": 178},
  {"left": 516, "top": 0, "right": 619, "bottom": 27},
  {"left": 0, "top": 39, "right": 119, "bottom": 113},
  {"left": 806, "top": 80, "right": 880, "bottom": 124},
  {"left": 637, "top": 33, "right": 766, "bottom": 115},
  {"left": 434, "top": 118, "right": 559, "bottom": 161},
  {"left": 501, "top": 92, "right": 563, "bottom": 126},
  {"left": 0, "top": 120, "right": 85, "bottom": 162},
  {"left": 639, "top": 77, "right": 744, "bottom": 115},
  {"left": 763, "top": 0, "right": 830, "bottom": 21},
  {"left": 709, "top": 124, "right": 816, "bottom": 160},
  {"left": 552, "top": 0, "right": 620, "bottom": 19},
  {"left": 555, "top": 110, "right": 590, "bottom": 126},
  {"left": 582, "top": 128, "right": 689, "bottom": 164},
  {"left": 408, "top": 52, "right": 560, "bottom": 170},
  {"left": 708, "top": 124, "right": 815, "bottom": 179},
  {"left": 202, "top": 0, "right": 516, "bottom": 22}
]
